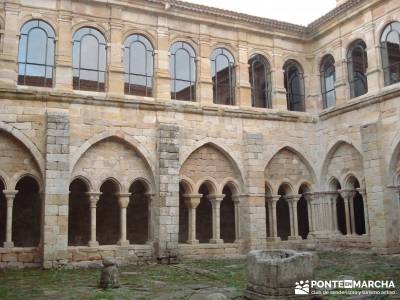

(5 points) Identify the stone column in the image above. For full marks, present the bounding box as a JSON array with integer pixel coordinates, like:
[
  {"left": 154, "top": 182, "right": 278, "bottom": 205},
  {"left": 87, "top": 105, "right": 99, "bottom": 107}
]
[
  {"left": 209, "top": 194, "right": 224, "bottom": 244},
  {"left": 266, "top": 195, "right": 280, "bottom": 242},
  {"left": 356, "top": 188, "right": 370, "bottom": 235},
  {"left": 232, "top": 195, "right": 242, "bottom": 242},
  {"left": 145, "top": 193, "right": 155, "bottom": 243},
  {"left": 340, "top": 190, "right": 355, "bottom": 236},
  {"left": 108, "top": 7, "right": 124, "bottom": 97},
  {"left": 55, "top": 0, "right": 73, "bottom": 91},
  {"left": 183, "top": 194, "right": 202, "bottom": 244},
  {"left": 287, "top": 195, "right": 301, "bottom": 240},
  {"left": 304, "top": 193, "right": 314, "bottom": 236},
  {"left": 87, "top": 192, "right": 101, "bottom": 247},
  {"left": 3, "top": 190, "right": 18, "bottom": 248},
  {"left": 118, "top": 193, "right": 131, "bottom": 246},
  {"left": 327, "top": 192, "right": 340, "bottom": 234}
]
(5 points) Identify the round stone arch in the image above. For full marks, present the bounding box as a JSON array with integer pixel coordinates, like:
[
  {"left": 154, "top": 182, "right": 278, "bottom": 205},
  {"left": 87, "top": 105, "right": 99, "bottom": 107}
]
[
  {"left": 0, "top": 170, "right": 10, "bottom": 191},
  {"left": 219, "top": 177, "right": 240, "bottom": 196},
  {"left": 180, "top": 139, "right": 245, "bottom": 190},
  {"left": 195, "top": 177, "right": 219, "bottom": 195},
  {"left": 70, "top": 131, "right": 156, "bottom": 189},
  {"left": 0, "top": 122, "right": 45, "bottom": 176},
  {"left": 70, "top": 175, "right": 93, "bottom": 192},
  {"left": 179, "top": 176, "right": 195, "bottom": 194},
  {"left": 320, "top": 140, "right": 364, "bottom": 190}
]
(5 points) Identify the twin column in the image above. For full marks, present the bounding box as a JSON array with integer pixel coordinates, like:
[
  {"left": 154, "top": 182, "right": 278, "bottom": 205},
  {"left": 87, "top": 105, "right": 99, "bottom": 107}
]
[
  {"left": 183, "top": 193, "right": 240, "bottom": 244},
  {"left": 86, "top": 191, "right": 153, "bottom": 247}
]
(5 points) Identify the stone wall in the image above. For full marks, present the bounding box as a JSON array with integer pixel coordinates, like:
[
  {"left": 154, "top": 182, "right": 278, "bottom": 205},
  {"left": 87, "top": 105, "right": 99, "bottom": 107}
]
[{"left": 0, "top": 0, "right": 399, "bottom": 268}]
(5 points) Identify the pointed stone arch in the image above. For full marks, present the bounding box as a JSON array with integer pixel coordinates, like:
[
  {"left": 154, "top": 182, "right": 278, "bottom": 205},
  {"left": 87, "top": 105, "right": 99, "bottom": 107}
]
[
  {"left": 180, "top": 139, "right": 244, "bottom": 189},
  {"left": 181, "top": 142, "right": 244, "bottom": 194},
  {"left": 321, "top": 141, "right": 364, "bottom": 189},
  {"left": 264, "top": 146, "right": 316, "bottom": 192},
  {"left": 71, "top": 135, "right": 154, "bottom": 192},
  {"left": 70, "top": 131, "right": 155, "bottom": 187},
  {"left": 0, "top": 122, "right": 44, "bottom": 179}
]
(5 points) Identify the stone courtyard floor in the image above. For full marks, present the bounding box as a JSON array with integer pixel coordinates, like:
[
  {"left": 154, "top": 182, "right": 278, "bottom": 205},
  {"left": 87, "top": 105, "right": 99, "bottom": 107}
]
[{"left": 0, "top": 251, "right": 399, "bottom": 300}]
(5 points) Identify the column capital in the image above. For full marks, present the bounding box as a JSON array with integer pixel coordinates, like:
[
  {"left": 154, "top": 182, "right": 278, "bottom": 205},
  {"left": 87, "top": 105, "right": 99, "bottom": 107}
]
[
  {"left": 266, "top": 195, "right": 281, "bottom": 203},
  {"left": 86, "top": 192, "right": 102, "bottom": 206},
  {"left": 285, "top": 194, "right": 302, "bottom": 203},
  {"left": 232, "top": 194, "right": 245, "bottom": 203},
  {"left": 118, "top": 192, "right": 131, "bottom": 208},
  {"left": 207, "top": 194, "right": 225, "bottom": 202},
  {"left": 184, "top": 194, "right": 202, "bottom": 209},
  {"left": 338, "top": 189, "right": 356, "bottom": 199},
  {"left": 3, "top": 189, "right": 18, "bottom": 199},
  {"left": 303, "top": 192, "right": 314, "bottom": 202},
  {"left": 355, "top": 188, "right": 366, "bottom": 197}
]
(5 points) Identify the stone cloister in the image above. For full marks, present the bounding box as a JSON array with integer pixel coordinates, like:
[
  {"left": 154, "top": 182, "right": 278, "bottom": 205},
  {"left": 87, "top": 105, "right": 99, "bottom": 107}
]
[{"left": 0, "top": 0, "right": 400, "bottom": 268}]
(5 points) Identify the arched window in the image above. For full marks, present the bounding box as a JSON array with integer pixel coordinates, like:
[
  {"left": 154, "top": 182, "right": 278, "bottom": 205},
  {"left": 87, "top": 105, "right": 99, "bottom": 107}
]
[
  {"left": 170, "top": 41, "right": 196, "bottom": 101},
  {"left": 18, "top": 20, "right": 55, "bottom": 87},
  {"left": 249, "top": 54, "right": 272, "bottom": 108},
  {"left": 124, "top": 34, "right": 154, "bottom": 96},
  {"left": 347, "top": 40, "right": 368, "bottom": 98},
  {"left": 211, "top": 48, "right": 235, "bottom": 105},
  {"left": 381, "top": 22, "right": 400, "bottom": 86},
  {"left": 73, "top": 27, "right": 106, "bottom": 92},
  {"left": 320, "top": 55, "right": 336, "bottom": 109},
  {"left": 283, "top": 60, "right": 305, "bottom": 112}
]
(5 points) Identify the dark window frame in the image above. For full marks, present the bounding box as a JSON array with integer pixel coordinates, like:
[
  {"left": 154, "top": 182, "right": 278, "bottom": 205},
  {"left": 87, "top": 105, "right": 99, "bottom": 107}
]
[
  {"left": 169, "top": 41, "right": 197, "bottom": 101},
  {"left": 283, "top": 59, "right": 305, "bottom": 112},
  {"left": 320, "top": 55, "right": 336, "bottom": 109},
  {"left": 347, "top": 39, "right": 368, "bottom": 98},
  {"left": 249, "top": 54, "right": 272, "bottom": 108},
  {"left": 18, "top": 19, "right": 55, "bottom": 87},
  {"left": 123, "top": 34, "right": 154, "bottom": 97},
  {"left": 211, "top": 48, "right": 235, "bottom": 105},
  {"left": 72, "top": 27, "right": 107, "bottom": 92},
  {"left": 380, "top": 22, "right": 400, "bottom": 86}
]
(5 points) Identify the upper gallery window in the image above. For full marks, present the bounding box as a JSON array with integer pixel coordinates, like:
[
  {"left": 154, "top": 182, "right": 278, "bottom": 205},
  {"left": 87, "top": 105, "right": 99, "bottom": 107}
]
[
  {"left": 73, "top": 27, "right": 106, "bottom": 92},
  {"left": 381, "top": 22, "right": 400, "bottom": 86},
  {"left": 124, "top": 34, "right": 154, "bottom": 97},
  {"left": 249, "top": 54, "right": 272, "bottom": 108},
  {"left": 211, "top": 48, "right": 235, "bottom": 105},
  {"left": 18, "top": 20, "right": 55, "bottom": 87},
  {"left": 169, "top": 41, "right": 196, "bottom": 101},
  {"left": 283, "top": 59, "right": 305, "bottom": 112},
  {"left": 320, "top": 55, "right": 336, "bottom": 109},
  {"left": 347, "top": 39, "right": 368, "bottom": 98}
]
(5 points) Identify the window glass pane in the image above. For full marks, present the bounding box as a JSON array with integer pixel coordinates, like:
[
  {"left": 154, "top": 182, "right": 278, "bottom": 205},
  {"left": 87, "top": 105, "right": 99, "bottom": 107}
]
[
  {"left": 73, "top": 43, "right": 80, "bottom": 69},
  {"left": 80, "top": 35, "right": 99, "bottom": 70},
  {"left": 326, "top": 91, "right": 335, "bottom": 108},
  {"left": 175, "top": 49, "right": 190, "bottom": 80},
  {"left": 147, "top": 51, "right": 153, "bottom": 76},
  {"left": 21, "top": 20, "right": 38, "bottom": 34},
  {"left": 26, "top": 64, "right": 46, "bottom": 77},
  {"left": 131, "top": 42, "right": 146, "bottom": 75},
  {"left": 18, "top": 35, "right": 27, "bottom": 63},
  {"left": 325, "top": 73, "right": 335, "bottom": 91},
  {"left": 39, "top": 21, "right": 54, "bottom": 38},
  {"left": 27, "top": 28, "right": 47, "bottom": 64}
]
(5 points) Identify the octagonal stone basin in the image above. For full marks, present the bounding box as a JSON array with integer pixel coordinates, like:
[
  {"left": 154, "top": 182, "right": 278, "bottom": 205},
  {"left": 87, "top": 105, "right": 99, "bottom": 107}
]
[{"left": 244, "top": 249, "right": 315, "bottom": 300}]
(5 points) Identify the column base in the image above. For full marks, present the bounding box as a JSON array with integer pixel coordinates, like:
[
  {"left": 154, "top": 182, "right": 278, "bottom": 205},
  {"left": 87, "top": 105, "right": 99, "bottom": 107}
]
[
  {"left": 186, "top": 239, "right": 199, "bottom": 245},
  {"left": 288, "top": 236, "right": 301, "bottom": 240},
  {"left": 266, "top": 237, "right": 281, "bottom": 242},
  {"left": 3, "top": 241, "right": 14, "bottom": 248},
  {"left": 233, "top": 239, "right": 241, "bottom": 244},
  {"left": 88, "top": 241, "right": 99, "bottom": 247},
  {"left": 118, "top": 240, "right": 130, "bottom": 246},
  {"left": 209, "top": 239, "right": 223, "bottom": 244}
]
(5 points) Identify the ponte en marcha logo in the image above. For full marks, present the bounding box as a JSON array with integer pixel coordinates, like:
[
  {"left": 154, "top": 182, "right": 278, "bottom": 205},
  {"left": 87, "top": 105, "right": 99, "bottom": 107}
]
[{"left": 295, "top": 279, "right": 397, "bottom": 296}]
